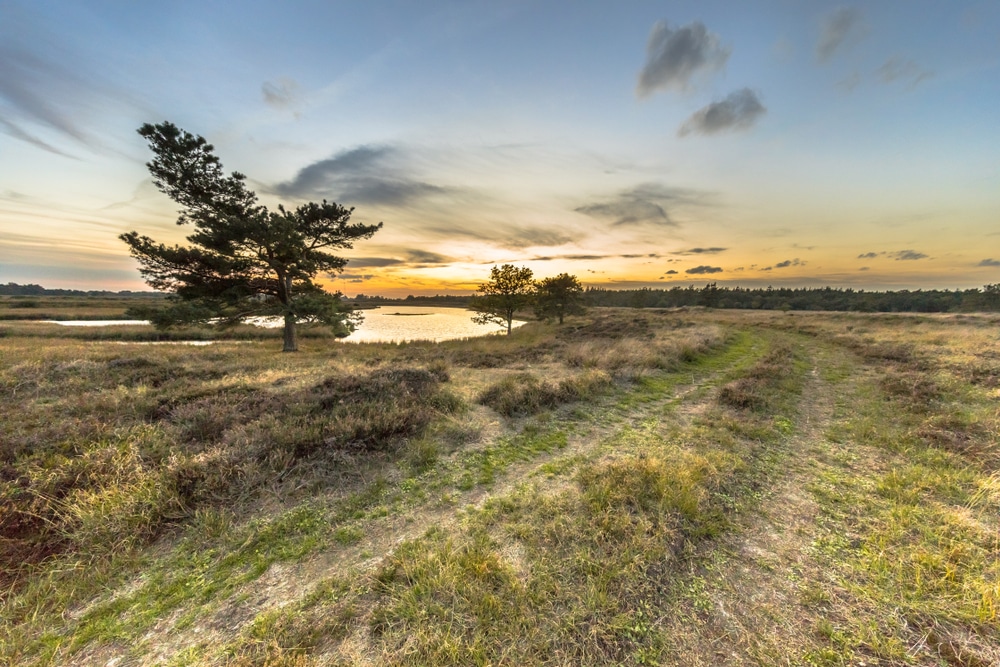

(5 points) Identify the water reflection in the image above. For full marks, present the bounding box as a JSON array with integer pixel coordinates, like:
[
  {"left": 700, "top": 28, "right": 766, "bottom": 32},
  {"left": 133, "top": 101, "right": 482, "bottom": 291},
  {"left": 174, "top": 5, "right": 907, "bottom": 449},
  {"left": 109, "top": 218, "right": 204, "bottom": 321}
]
[
  {"left": 40, "top": 307, "right": 525, "bottom": 343},
  {"left": 345, "top": 306, "right": 525, "bottom": 343}
]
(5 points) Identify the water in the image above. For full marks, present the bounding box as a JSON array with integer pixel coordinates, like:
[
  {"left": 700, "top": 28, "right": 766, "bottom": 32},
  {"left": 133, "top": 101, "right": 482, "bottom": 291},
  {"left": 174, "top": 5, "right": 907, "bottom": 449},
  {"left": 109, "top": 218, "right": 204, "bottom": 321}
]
[
  {"left": 42, "top": 307, "right": 526, "bottom": 343},
  {"left": 345, "top": 306, "right": 526, "bottom": 343},
  {"left": 46, "top": 320, "right": 150, "bottom": 326}
]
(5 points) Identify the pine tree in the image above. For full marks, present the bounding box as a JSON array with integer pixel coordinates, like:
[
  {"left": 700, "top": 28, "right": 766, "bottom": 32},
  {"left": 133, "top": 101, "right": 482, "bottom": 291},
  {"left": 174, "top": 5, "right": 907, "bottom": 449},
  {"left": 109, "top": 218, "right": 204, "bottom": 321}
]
[{"left": 121, "top": 122, "right": 381, "bottom": 351}]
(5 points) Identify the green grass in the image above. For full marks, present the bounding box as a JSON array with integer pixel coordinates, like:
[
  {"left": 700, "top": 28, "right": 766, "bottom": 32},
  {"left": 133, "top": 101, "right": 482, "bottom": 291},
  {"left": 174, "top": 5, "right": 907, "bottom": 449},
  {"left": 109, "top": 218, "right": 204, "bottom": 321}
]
[{"left": 4, "top": 310, "right": 999, "bottom": 665}]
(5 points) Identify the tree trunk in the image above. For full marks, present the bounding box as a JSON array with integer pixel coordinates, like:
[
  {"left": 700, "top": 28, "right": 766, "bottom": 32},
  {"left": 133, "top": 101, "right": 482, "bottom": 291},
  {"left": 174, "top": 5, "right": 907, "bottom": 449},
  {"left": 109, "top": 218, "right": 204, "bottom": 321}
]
[
  {"left": 506, "top": 316, "right": 512, "bottom": 335},
  {"left": 282, "top": 275, "right": 298, "bottom": 352},
  {"left": 283, "top": 312, "right": 298, "bottom": 352}
]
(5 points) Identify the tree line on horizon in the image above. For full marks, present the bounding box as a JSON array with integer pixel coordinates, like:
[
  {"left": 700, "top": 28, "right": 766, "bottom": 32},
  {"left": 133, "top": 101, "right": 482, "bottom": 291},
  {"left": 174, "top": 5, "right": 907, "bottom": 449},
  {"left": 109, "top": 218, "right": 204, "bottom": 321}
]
[
  {"left": 7, "top": 281, "right": 1000, "bottom": 314},
  {"left": 349, "top": 283, "right": 1000, "bottom": 314}
]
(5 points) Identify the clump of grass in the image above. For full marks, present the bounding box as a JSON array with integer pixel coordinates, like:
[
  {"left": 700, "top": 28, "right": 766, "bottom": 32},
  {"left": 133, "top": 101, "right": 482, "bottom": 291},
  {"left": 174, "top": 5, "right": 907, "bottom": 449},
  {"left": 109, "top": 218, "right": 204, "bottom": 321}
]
[
  {"left": 477, "top": 370, "right": 611, "bottom": 417},
  {"left": 718, "top": 343, "right": 794, "bottom": 412},
  {"left": 878, "top": 369, "right": 941, "bottom": 407}
]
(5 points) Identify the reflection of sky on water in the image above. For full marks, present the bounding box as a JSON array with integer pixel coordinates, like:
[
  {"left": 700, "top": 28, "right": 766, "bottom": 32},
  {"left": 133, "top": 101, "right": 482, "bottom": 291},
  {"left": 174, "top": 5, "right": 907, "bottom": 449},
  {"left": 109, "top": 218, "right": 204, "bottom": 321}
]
[
  {"left": 345, "top": 306, "right": 526, "bottom": 343},
  {"left": 42, "top": 307, "right": 525, "bottom": 343}
]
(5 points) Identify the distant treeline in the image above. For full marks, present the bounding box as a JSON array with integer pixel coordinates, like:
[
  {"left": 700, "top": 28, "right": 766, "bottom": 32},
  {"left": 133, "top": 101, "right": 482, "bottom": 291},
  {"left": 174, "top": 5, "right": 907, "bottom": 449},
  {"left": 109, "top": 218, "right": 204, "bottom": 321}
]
[
  {"left": 582, "top": 283, "right": 1000, "bottom": 313},
  {"left": 8, "top": 282, "right": 1000, "bottom": 312},
  {"left": 354, "top": 284, "right": 1000, "bottom": 313},
  {"left": 0, "top": 283, "right": 160, "bottom": 297}
]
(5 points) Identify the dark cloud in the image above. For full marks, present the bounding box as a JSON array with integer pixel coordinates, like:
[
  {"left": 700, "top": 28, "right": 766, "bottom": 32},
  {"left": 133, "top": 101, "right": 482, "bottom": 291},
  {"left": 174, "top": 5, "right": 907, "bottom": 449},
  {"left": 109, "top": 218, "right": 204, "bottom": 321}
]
[
  {"left": 817, "top": 7, "right": 867, "bottom": 62},
  {"left": 636, "top": 21, "right": 730, "bottom": 97},
  {"left": 686, "top": 265, "right": 723, "bottom": 275},
  {"left": 404, "top": 249, "right": 451, "bottom": 265},
  {"left": 262, "top": 79, "right": 300, "bottom": 108},
  {"left": 531, "top": 252, "right": 664, "bottom": 263},
  {"left": 665, "top": 270, "right": 678, "bottom": 275},
  {"left": 978, "top": 258, "right": 1000, "bottom": 267},
  {"left": 344, "top": 249, "right": 452, "bottom": 269},
  {"left": 678, "top": 88, "right": 766, "bottom": 137},
  {"left": 576, "top": 199, "right": 670, "bottom": 226},
  {"left": 774, "top": 258, "right": 804, "bottom": 268},
  {"left": 338, "top": 273, "right": 374, "bottom": 281},
  {"left": 857, "top": 252, "right": 879, "bottom": 259},
  {"left": 877, "top": 57, "right": 933, "bottom": 87},
  {"left": 891, "top": 250, "right": 928, "bottom": 261},
  {"left": 272, "top": 145, "right": 448, "bottom": 205},
  {"left": 576, "top": 182, "right": 713, "bottom": 226},
  {"left": 344, "top": 256, "right": 404, "bottom": 268},
  {"left": 859, "top": 266, "right": 870, "bottom": 271},
  {"left": 676, "top": 247, "right": 727, "bottom": 255}
]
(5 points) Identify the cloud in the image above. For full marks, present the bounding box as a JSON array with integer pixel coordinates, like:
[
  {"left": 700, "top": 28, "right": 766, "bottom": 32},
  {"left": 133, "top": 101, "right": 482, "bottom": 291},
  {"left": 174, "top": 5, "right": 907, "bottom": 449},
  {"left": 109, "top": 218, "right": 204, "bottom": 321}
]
[
  {"left": 857, "top": 252, "right": 879, "bottom": 259},
  {"left": 401, "top": 249, "right": 447, "bottom": 264},
  {"left": 272, "top": 145, "right": 449, "bottom": 205},
  {"left": 685, "top": 265, "right": 723, "bottom": 275},
  {"left": 877, "top": 57, "right": 933, "bottom": 87},
  {"left": 344, "top": 256, "right": 404, "bottom": 268},
  {"left": 859, "top": 267, "right": 870, "bottom": 271},
  {"left": 337, "top": 273, "right": 374, "bottom": 281},
  {"left": 817, "top": 7, "right": 867, "bottom": 62},
  {"left": 531, "top": 252, "right": 664, "bottom": 263},
  {"left": 837, "top": 70, "right": 862, "bottom": 92},
  {"left": 978, "top": 259, "right": 1000, "bottom": 267},
  {"left": 676, "top": 247, "right": 727, "bottom": 255},
  {"left": 262, "top": 78, "right": 300, "bottom": 108},
  {"left": 665, "top": 270, "right": 678, "bottom": 275},
  {"left": 636, "top": 21, "right": 730, "bottom": 97},
  {"left": 0, "top": 45, "right": 95, "bottom": 150},
  {"left": 891, "top": 250, "right": 928, "bottom": 261},
  {"left": 678, "top": 89, "right": 766, "bottom": 137},
  {"left": 576, "top": 182, "right": 713, "bottom": 226},
  {"left": 0, "top": 116, "right": 74, "bottom": 157},
  {"left": 344, "top": 249, "right": 453, "bottom": 269},
  {"left": 774, "top": 258, "right": 804, "bottom": 268}
]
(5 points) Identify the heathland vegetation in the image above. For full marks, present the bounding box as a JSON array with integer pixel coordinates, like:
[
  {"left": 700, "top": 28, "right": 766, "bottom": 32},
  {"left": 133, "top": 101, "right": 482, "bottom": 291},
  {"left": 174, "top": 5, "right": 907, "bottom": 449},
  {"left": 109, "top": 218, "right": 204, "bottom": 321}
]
[{"left": 1, "top": 299, "right": 998, "bottom": 665}]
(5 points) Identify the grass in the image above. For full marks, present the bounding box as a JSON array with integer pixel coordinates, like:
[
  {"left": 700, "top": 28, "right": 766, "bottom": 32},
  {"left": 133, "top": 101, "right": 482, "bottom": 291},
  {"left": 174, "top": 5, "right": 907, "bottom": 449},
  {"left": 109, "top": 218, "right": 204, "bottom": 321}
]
[{"left": 2, "top": 308, "right": 999, "bottom": 665}]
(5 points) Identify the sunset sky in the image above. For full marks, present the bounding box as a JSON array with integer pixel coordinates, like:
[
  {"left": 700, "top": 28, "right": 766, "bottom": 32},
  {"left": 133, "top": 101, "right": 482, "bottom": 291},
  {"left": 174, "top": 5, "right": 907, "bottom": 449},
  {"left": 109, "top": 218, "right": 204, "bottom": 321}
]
[{"left": 2, "top": 1, "right": 998, "bottom": 296}]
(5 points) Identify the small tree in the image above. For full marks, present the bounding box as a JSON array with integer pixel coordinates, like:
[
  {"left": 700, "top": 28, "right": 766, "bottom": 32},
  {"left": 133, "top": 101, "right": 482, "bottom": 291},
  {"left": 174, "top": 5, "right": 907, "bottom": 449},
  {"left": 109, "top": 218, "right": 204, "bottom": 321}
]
[
  {"left": 469, "top": 264, "right": 535, "bottom": 335},
  {"left": 534, "top": 273, "right": 585, "bottom": 324},
  {"left": 120, "top": 122, "right": 381, "bottom": 352}
]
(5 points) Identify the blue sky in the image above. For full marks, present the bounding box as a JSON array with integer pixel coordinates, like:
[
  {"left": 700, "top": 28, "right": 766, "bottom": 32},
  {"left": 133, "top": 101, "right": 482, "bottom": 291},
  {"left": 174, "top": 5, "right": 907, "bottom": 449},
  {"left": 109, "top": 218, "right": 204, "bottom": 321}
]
[{"left": 1, "top": 0, "right": 998, "bottom": 295}]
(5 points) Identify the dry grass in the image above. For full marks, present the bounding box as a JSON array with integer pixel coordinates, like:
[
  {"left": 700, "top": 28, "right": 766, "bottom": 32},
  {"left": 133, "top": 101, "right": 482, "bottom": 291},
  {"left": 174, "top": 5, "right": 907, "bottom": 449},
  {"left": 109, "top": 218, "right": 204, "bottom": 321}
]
[{"left": 2, "top": 308, "right": 999, "bottom": 666}]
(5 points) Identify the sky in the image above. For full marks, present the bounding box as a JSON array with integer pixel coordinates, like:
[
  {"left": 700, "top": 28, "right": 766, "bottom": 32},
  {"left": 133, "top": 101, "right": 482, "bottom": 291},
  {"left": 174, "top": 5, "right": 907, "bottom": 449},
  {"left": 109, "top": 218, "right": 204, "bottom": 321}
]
[{"left": 1, "top": 0, "right": 999, "bottom": 296}]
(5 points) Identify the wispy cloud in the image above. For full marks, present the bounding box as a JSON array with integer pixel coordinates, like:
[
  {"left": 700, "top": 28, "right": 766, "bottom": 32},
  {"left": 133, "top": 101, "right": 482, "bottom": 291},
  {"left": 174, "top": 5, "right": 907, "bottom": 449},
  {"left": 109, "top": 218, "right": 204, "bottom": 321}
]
[
  {"left": 817, "top": 7, "right": 867, "bottom": 62},
  {"left": 271, "top": 145, "right": 450, "bottom": 206},
  {"left": 774, "top": 258, "right": 805, "bottom": 268},
  {"left": 678, "top": 88, "right": 766, "bottom": 137},
  {"left": 636, "top": 20, "right": 730, "bottom": 97},
  {"left": 0, "top": 45, "right": 95, "bottom": 151},
  {"left": 345, "top": 249, "right": 454, "bottom": 269},
  {"left": 676, "top": 247, "right": 727, "bottom": 255},
  {"left": 857, "top": 251, "right": 879, "bottom": 259},
  {"left": 891, "top": 250, "right": 928, "bottom": 261},
  {"left": 261, "top": 78, "right": 300, "bottom": 109},
  {"left": 686, "top": 265, "right": 723, "bottom": 274},
  {"left": 978, "top": 258, "right": 1000, "bottom": 267},
  {"left": 576, "top": 183, "right": 714, "bottom": 226},
  {"left": 876, "top": 57, "right": 933, "bottom": 88}
]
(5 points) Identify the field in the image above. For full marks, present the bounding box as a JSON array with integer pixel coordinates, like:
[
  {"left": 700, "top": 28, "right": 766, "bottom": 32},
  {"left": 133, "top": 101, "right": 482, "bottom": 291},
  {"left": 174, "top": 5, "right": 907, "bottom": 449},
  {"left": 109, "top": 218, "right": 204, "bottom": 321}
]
[{"left": 1, "top": 304, "right": 998, "bottom": 666}]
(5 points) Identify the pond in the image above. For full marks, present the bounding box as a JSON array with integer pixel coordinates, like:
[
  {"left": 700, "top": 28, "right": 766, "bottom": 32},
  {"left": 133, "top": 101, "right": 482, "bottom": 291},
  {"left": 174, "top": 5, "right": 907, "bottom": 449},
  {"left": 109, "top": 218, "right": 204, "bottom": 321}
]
[
  {"left": 344, "top": 306, "right": 526, "bottom": 343},
  {"left": 42, "top": 307, "right": 526, "bottom": 343}
]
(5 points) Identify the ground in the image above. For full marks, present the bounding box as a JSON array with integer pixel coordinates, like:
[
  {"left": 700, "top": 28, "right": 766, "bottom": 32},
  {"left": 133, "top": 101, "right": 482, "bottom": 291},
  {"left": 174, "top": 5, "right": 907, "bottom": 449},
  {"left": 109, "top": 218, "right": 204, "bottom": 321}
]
[{"left": 1, "top": 306, "right": 997, "bottom": 666}]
